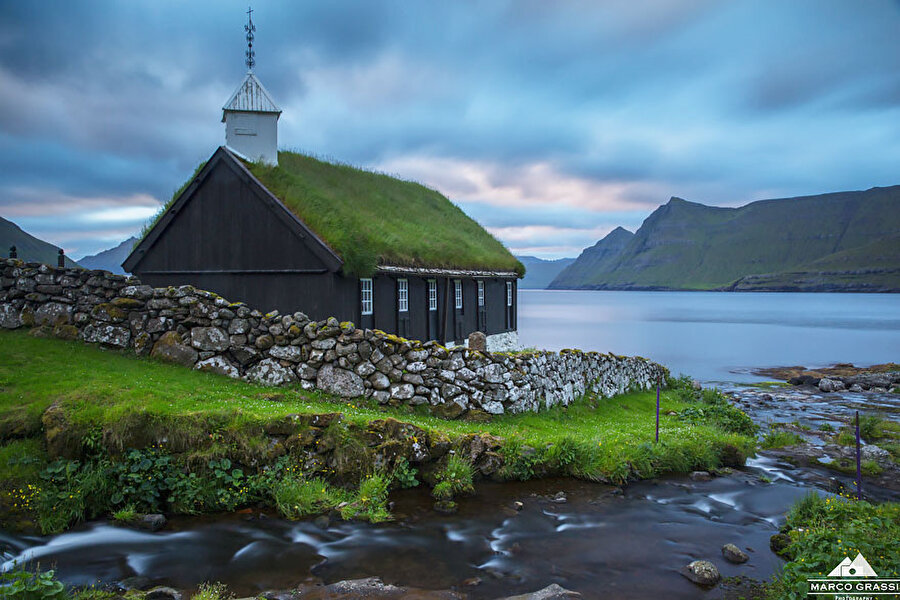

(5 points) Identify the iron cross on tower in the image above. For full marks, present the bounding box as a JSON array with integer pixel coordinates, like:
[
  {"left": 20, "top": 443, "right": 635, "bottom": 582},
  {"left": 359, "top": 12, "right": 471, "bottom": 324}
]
[{"left": 245, "top": 6, "right": 256, "bottom": 71}]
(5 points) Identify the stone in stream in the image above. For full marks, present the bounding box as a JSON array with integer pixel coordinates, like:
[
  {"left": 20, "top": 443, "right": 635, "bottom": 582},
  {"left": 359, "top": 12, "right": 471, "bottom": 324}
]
[
  {"left": 722, "top": 543, "right": 750, "bottom": 564},
  {"left": 118, "top": 576, "right": 153, "bottom": 591},
  {"left": 136, "top": 513, "right": 167, "bottom": 532},
  {"left": 680, "top": 560, "right": 721, "bottom": 587},
  {"left": 818, "top": 378, "right": 844, "bottom": 393},
  {"left": 498, "top": 583, "right": 583, "bottom": 599},
  {"left": 690, "top": 471, "right": 712, "bottom": 482},
  {"left": 145, "top": 587, "right": 183, "bottom": 600}
]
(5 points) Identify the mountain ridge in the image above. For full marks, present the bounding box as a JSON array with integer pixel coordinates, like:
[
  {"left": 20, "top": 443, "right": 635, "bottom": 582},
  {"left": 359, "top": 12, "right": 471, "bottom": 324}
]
[
  {"left": 77, "top": 237, "right": 138, "bottom": 274},
  {"left": 549, "top": 185, "right": 900, "bottom": 292},
  {"left": 0, "top": 217, "right": 80, "bottom": 268}
]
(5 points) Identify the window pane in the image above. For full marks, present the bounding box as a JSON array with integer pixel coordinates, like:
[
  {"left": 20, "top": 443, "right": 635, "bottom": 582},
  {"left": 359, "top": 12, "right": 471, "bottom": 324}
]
[
  {"left": 428, "top": 279, "right": 437, "bottom": 311},
  {"left": 361, "top": 278, "right": 373, "bottom": 315},
  {"left": 398, "top": 279, "right": 408, "bottom": 312},
  {"left": 454, "top": 280, "right": 463, "bottom": 309}
]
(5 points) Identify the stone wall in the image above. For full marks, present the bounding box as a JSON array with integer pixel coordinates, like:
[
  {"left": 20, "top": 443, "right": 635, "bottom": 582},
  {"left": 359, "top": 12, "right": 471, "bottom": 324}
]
[{"left": 0, "top": 259, "right": 667, "bottom": 417}]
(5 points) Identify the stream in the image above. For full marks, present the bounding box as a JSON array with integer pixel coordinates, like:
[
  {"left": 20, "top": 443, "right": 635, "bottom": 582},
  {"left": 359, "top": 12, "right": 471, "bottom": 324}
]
[
  {"left": 3, "top": 384, "right": 897, "bottom": 600},
  {"left": 0, "top": 462, "right": 819, "bottom": 599}
]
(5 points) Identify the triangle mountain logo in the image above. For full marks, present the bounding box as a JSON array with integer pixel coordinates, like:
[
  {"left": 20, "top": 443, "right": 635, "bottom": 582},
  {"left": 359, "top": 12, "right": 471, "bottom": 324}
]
[{"left": 827, "top": 553, "right": 878, "bottom": 578}]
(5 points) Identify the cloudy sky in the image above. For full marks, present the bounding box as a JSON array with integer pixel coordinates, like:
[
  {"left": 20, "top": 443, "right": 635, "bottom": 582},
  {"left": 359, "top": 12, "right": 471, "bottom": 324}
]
[{"left": 1, "top": 1, "right": 899, "bottom": 260}]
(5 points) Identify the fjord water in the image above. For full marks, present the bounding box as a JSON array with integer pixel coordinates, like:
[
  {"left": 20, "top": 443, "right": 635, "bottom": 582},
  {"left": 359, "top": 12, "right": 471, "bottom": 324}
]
[{"left": 518, "top": 290, "right": 900, "bottom": 382}]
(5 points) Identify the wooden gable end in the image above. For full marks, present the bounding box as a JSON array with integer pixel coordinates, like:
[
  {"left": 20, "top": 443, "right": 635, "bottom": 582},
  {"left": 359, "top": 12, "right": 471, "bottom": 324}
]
[{"left": 123, "top": 147, "right": 342, "bottom": 275}]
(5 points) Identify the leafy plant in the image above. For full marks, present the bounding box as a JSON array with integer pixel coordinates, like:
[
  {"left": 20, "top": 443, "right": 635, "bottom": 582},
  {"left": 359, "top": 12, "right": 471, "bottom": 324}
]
[
  {"left": 0, "top": 565, "right": 66, "bottom": 600},
  {"left": 392, "top": 457, "right": 419, "bottom": 489},
  {"left": 767, "top": 494, "right": 900, "bottom": 599},
  {"left": 109, "top": 447, "right": 176, "bottom": 511}
]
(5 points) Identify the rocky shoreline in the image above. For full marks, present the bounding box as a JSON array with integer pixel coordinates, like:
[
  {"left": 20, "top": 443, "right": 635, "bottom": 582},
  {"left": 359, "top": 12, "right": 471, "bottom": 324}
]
[{"left": 752, "top": 362, "right": 900, "bottom": 393}]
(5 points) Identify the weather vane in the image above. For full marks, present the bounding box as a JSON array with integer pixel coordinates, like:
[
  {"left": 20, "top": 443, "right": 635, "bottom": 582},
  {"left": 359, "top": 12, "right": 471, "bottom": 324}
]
[{"left": 245, "top": 6, "right": 256, "bottom": 71}]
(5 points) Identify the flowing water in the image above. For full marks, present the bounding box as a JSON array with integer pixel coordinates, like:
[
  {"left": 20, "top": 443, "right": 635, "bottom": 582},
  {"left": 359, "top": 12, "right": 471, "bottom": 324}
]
[{"left": 2, "top": 291, "right": 899, "bottom": 598}]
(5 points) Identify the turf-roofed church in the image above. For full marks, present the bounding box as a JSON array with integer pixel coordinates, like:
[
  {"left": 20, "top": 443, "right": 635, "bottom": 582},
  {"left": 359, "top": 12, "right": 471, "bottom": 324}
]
[{"left": 123, "top": 15, "right": 523, "bottom": 350}]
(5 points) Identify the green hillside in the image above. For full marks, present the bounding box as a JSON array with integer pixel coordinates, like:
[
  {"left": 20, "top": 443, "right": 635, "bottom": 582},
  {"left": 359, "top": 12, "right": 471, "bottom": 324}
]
[
  {"left": 550, "top": 186, "right": 900, "bottom": 291},
  {"left": 516, "top": 255, "right": 575, "bottom": 288},
  {"left": 548, "top": 227, "right": 633, "bottom": 289},
  {"left": 246, "top": 152, "right": 524, "bottom": 277},
  {"left": 0, "top": 217, "right": 80, "bottom": 268}
]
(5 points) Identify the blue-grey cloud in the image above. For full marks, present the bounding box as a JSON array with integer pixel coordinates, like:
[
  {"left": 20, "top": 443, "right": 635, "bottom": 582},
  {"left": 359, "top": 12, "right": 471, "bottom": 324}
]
[{"left": 1, "top": 0, "right": 899, "bottom": 259}]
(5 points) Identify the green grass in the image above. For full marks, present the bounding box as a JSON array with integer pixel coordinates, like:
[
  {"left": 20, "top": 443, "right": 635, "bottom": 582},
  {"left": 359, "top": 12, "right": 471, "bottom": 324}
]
[
  {"left": 0, "top": 330, "right": 753, "bottom": 467},
  {"left": 761, "top": 429, "right": 805, "bottom": 449},
  {"left": 0, "top": 329, "right": 755, "bottom": 531},
  {"left": 243, "top": 151, "right": 524, "bottom": 277},
  {"left": 766, "top": 493, "right": 900, "bottom": 599},
  {"left": 272, "top": 476, "right": 346, "bottom": 520},
  {"left": 111, "top": 505, "right": 138, "bottom": 524},
  {"left": 191, "top": 582, "right": 232, "bottom": 600}
]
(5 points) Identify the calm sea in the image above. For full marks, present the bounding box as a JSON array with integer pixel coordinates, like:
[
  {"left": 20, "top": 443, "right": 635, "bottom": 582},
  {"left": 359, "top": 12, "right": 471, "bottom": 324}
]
[{"left": 517, "top": 290, "right": 900, "bottom": 383}]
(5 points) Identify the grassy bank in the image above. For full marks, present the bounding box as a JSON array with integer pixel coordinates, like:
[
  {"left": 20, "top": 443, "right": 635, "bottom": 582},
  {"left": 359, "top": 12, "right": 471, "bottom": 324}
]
[
  {"left": 766, "top": 493, "right": 900, "bottom": 599},
  {"left": 0, "top": 329, "right": 755, "bottom": 534}
]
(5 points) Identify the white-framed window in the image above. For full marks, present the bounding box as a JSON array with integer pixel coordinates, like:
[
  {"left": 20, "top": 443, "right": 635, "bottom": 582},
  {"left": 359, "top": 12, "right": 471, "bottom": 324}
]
[
  {"left": 477, "top": 280, "right": 485, "bottom": 307},
  {"left": 428, "top": 279, "right": 437, "bottom": 311},
  {"left": 360, "top": 278, "right": 373, "bottom": 315},
  {"left": 454, "top": 279, "right": 463, "bottom": 310},
  {"left": 506, "top": 281, "right": 513, "bottom": 307},
  {"left": 397, "top": 279, "right": 409, "bottom": 312}
]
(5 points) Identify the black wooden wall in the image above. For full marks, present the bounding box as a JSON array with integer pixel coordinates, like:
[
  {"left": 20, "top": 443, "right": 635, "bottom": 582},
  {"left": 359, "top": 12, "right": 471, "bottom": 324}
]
[{"left": 130, "top": 151, "right": 518, "bottom": 342}]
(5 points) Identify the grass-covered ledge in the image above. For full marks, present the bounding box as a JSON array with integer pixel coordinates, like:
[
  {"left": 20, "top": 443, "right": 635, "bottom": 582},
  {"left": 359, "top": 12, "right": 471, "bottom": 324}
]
[{"left": 0, "top": 329, "right": 755, "bottom": 535}]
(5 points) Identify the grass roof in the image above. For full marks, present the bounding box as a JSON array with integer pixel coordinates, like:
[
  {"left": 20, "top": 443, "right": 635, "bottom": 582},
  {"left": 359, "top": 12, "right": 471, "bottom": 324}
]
[{"left": 245, "top": 151, "right": 524, "bottom": 277}]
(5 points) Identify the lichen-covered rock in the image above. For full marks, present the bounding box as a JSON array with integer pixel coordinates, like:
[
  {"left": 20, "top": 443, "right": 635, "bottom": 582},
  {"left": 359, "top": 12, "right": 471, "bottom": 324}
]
[
  {"left": 247, "top": 358, "right": 297, "bottom": 386},
  {"left": 194, "top": 356, "right": 240, "bottom": 379},
  {"left": 120, "top": 285, "right": 154, "bottom": 300},
  {"left": 317, "top": 364, "right": 364, "bottom": 398},
  {"left": 91, "top": 303, "right": 127, "bottom": 322},
  {"left": 390, "top": 383, "right": 415, "bottom": 400},
  {"left": 229, "top": 345, "right": 259, "bottom": 366},
  {"left": 0, "top": 303, "right": 22, "bottom": 329},
  {"left": 83, "top": 323, "right": 131, "bottom": 348},
  {"left": 680, "top": 560, "right": 720, "bottom": 587},
  {"left": 497, "top": 583, "right": 582, "bottom": 600},
  {"left": 150, "top": 331, "right": 199, "bottom": 367},
  {"left": 34, "top": 302, "right": 72, "bottom": 326},
  {"left": 269, "top": 345, "right": 303, "bottom": 362},
  {"left": 190, "top": 327, "right": 229, "bottom": 352},
  {"left": 133, "top": 331, "right": 152, "bottom": 355}
]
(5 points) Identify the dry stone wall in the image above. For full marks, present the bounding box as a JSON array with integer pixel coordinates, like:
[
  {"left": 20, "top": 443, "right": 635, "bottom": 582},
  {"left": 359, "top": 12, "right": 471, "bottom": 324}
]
[{"left": 0, "top": 258, "right": 667, "bottom": 417}]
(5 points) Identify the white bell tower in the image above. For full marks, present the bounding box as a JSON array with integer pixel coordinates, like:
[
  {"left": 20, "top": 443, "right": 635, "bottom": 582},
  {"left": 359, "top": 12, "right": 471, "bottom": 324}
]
[{"left": 222, "top": 8, "right": 281, "bottom": 166}]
